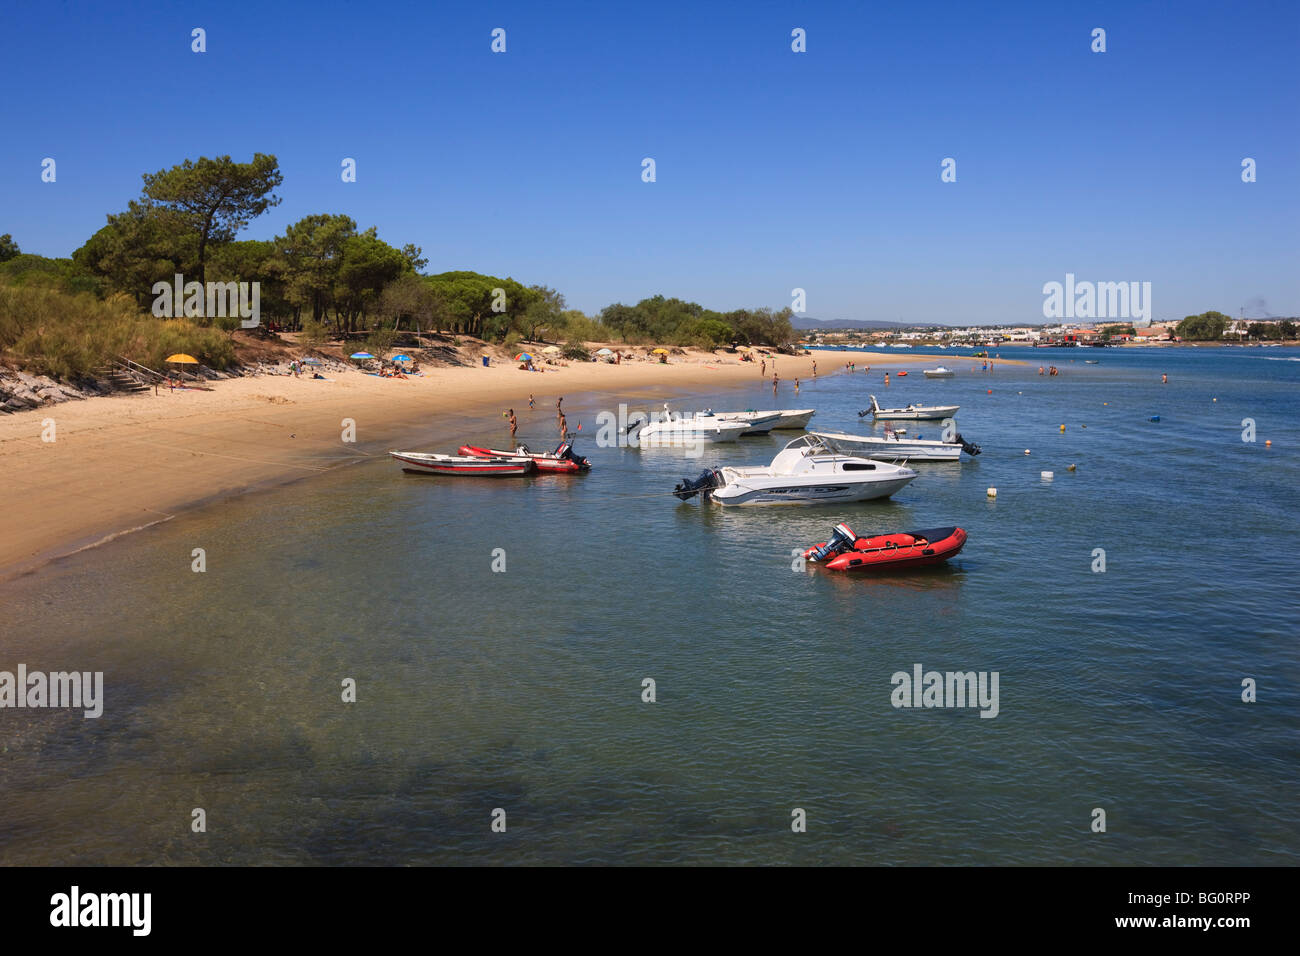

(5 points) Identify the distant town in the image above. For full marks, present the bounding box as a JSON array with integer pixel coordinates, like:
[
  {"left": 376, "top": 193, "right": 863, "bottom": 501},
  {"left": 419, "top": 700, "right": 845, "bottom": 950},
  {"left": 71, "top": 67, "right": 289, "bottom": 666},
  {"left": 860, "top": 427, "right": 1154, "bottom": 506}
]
[{"left": 798, "top": 316, "right": 1299, "bottom": 348}]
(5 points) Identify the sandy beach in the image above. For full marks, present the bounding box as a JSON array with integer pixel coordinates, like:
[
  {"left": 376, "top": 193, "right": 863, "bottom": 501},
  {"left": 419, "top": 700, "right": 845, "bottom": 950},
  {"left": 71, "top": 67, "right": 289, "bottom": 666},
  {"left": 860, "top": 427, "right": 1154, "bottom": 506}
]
[{"left": 0, "top": 348, "right": 1016, "bottom": 579}]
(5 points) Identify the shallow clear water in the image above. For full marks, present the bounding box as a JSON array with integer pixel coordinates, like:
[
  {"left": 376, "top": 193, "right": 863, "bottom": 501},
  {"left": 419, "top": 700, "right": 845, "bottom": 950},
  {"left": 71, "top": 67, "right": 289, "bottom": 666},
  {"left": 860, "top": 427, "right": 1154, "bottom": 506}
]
[{"left": 2, "top": 346, "right": 1297, "bottom": 864}]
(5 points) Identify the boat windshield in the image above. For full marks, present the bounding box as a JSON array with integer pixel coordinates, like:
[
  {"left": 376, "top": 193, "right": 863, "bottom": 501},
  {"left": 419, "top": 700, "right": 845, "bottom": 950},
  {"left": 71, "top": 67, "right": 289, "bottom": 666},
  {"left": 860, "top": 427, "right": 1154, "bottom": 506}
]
[{"left": 784, "top": 434, "right": 831, "bottom": 453}]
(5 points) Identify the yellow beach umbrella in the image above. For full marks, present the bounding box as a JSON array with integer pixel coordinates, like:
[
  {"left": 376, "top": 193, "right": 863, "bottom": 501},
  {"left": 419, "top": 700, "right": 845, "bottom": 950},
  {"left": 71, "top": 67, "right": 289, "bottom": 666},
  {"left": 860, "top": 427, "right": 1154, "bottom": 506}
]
[
  {"left": 541, "top": 345, "right": 562, "bottom": 354},
  {"left": 165, "top": 353, "right": 199, "bottom": 381},
  {"left": 652, "top": 348, "right": 669, "bottom": 354}
]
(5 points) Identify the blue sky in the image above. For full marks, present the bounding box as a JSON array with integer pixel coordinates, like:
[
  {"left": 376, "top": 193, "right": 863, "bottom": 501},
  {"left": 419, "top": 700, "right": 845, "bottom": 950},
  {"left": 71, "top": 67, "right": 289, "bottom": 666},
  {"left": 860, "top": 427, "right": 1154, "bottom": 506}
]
[{"left": 2, "top": 0, "right": 1296, "bottom": 324}]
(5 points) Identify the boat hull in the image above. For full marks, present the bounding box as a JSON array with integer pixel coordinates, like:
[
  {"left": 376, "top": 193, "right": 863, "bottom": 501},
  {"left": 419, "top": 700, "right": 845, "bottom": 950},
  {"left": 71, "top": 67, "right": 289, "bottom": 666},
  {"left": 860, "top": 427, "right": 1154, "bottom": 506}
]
[
  {"left": 637, "top": 423, "right": 748, "bottom": 445},
  {"left": 769, "top": 409, "right": 816, "bottom": 429},
  {"left": 710, "top": 474, "right": 916, "bottom": 506},
  {"left": 390, "top": 451, "right": 533, "bottom": 476},
  {"left": 458, "top": 445, "right": 588, "bottom": 473},
  {"left": 806, "top": 526, "right": 967, "bottom": 571},
  {"left": 810, "top": 431, "right": 962, "bottom": 462}
]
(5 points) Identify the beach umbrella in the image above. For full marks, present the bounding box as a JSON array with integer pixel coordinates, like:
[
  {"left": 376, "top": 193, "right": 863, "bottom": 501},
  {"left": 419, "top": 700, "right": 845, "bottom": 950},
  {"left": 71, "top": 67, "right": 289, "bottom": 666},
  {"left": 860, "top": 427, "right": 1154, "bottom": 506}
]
[
  {"left": 596, "top": 348, "right": 613, "bottom": 356},
  {"left": 541, "top": 345, "right": 562, "bottom": 354},
  {"left": 514, "top": 352, "right": 534, "bottom": 362},
  {"left": 652, "top": 348, "right": 669, "bottom": 354},
  {"left": 165, "top": 353, "right": 199, "bottom": 381},
  {"left": 391, "top": 354, "right": 412, "bottom": 363},
  {"left": 301, "top": 358, "right": 322, "bottom": 366},
  {"left": 350, "top": 351, "right": 375, "bottom": 359}
]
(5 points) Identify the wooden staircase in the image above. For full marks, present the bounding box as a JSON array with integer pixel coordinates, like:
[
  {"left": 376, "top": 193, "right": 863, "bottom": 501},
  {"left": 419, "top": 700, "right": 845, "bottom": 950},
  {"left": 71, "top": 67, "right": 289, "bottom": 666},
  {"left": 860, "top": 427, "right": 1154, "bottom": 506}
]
[{"left": 95, "top": 357, "right": 162, "bottom": 394}]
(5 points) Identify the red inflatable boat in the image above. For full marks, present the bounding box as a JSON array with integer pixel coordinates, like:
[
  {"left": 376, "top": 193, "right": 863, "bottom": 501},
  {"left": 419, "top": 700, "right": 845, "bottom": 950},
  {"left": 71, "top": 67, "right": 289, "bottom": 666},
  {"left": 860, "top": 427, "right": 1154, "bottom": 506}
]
[
  {"left": 804, "top": 523, "right": 966, "bottom": 572},
  {"left": 457, "top": 441, "right": 591, "bottom": 473}
]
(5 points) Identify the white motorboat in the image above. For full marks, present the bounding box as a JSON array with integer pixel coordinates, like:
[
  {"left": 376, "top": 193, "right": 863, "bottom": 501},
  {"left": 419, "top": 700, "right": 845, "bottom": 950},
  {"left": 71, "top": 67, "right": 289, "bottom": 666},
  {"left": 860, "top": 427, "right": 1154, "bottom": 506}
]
[
  {"left": 688, "top": 409, "right": 783, "bottom": 435},
  {"left": 923, "top": 366, "right": 955, "bottom": 378},
  {"left": 862, "top": 394, "right": 960, "bottom": 421},
  {"left": 671, "top": 435, "right": 918, "bottom": 506},
  {"left": 810, "top": 428, "right": 980, "bottom": 462},
  {"left": 766, "top": 408, "right": 817, "bottom": 429},
  {"left": 633, "top": 411, "right": 749, "bottom": 445},
  {"left": 700, "top": 408, "right": 816, "bottom": 431}
]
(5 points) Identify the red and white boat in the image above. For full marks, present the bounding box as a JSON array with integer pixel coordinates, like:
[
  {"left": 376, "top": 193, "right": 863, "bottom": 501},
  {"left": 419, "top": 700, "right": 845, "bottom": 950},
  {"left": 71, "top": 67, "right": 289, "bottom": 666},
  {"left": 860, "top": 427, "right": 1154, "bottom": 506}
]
[
  {"left": 390, "top": 450, "right": 534, "bottom": 476},
  {"left": 803, "top": 523, "right": 966, "bottom": 572},
  {"left": 457, "top": 441, "right": 591, "bottom": 473}
]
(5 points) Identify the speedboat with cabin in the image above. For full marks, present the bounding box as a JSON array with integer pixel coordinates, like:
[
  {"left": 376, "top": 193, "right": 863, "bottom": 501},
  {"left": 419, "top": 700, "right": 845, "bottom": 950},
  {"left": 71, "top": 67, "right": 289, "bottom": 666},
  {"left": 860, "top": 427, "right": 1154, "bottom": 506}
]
[
  {"left": 671, "top": 434, "right": 917, "bottom": 506},
  {"left": 861, "top": 394, "right": 960, "bottom": 421}
]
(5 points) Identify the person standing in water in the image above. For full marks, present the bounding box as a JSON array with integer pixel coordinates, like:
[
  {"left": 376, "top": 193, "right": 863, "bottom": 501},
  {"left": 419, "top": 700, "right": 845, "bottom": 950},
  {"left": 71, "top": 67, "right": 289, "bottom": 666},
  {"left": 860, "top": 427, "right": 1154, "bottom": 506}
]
[
  {"left": 772, "top": 372, "right": 779, "bottom": 394},
  {"left": 528, "top": 394, "right": 535, "bottom": 408},
  {"left": 508, "top": 409, "right": 517, "bottom": 439},
  {"left": 556, "top": 396, "right": 564, "bottom": 422},
  {"left": 559, "top": 411, "right": 568, "bottom": 439},
  {"left": 1162, "top": 373, "right": 1168, "bottom": 384},
  {"left": 884, "top": 372, "right": 890, "bottom": 386},
  {"left": 794, "top": 377, "right": 800, "bottom": 393},
  {"left": 812, "top": 360, "right": 817, "bottom": 377}
]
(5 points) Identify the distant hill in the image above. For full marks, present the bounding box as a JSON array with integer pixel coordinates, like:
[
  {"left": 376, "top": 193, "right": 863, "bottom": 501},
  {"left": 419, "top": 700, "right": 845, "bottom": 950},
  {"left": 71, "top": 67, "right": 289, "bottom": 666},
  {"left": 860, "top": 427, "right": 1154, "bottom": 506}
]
[{"left": 792, "top": 316, "right": 909, "bottom": 331}]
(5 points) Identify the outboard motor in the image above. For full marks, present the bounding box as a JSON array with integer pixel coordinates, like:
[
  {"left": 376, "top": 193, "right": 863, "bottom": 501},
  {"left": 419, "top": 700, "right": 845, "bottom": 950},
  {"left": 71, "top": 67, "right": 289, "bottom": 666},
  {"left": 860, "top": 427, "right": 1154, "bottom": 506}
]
[
  {"left": 808, "top": 523, "right": 858, "bottom": 562},
  {"left": 857, "top": 409, "right": 871, "bottom": 418},
  {"left": 554, "top": 441, "right": 591, "bottom": 470},
  {"left": 673, "top": 469, "right": 721, "bottom": 501},
  {"left": 954, "top": 433, "right": 981, "bottom": 456}
]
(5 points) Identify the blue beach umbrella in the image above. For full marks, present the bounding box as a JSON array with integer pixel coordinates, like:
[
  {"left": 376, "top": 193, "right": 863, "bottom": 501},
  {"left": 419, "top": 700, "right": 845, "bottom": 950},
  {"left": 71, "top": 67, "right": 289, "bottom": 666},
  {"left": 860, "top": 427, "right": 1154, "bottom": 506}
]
[
  {"left": 350, "top": 351, "right": 375, "bottom": 359},
  {"left": 391, "top": 354, "right": 412, "bottom": 363}
]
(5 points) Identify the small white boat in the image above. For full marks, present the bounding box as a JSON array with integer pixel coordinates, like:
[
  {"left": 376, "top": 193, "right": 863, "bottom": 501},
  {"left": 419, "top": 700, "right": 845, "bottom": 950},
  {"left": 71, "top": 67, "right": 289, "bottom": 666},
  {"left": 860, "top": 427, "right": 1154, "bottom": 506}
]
[
  {"left": 701, "top": 408, "right": 816, "bottom": 431},
  {"left": 766, "top": 408, "right": 817, "bottom": 430},
  {"left": 391, "top": 450, "right": 533, "bottom": 476},
  {"left": 862, "top": 395, "right": 960, "bottom": 421},
  {"left": 923, "top": 366, "right": 955, "bottom": 378},
  {"left": 633, "top": 410, "right": 749, "bottom": 446},
  {"left": 687, "top": 409, "right": 783, "bottom": 435},
  {"left": 671, "top": 435, "right": 917, "bottom": 506},
  {"left": 810, "top": 428, "right": 980, "bottom": 462}
]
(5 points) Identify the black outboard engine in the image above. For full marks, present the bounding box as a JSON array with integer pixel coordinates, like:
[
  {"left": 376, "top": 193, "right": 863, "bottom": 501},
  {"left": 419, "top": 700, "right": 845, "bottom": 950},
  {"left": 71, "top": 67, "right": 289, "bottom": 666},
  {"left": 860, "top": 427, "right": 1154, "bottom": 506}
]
[
  {"left": 673, "top": 469, "right": 721, "bottom": 501},
  {"left": 857, "top": 409, "right": 871, "bottom": 418},
  {"left": 954, "top": 433, "right": 981, "bottom": 456},
  {"left": 553, "top": 441, "right": 592, "bottom": 470},
  {"left": 808, "top": 523, "right": 858, "bottom": 562}
]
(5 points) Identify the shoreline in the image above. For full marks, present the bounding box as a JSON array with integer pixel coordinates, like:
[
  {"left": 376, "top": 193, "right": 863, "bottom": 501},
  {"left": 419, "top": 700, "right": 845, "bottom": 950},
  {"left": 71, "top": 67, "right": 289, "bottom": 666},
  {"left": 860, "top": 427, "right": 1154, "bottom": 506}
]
[{"left": 0, "top": 349, "right": 1016, "bottom": 581}]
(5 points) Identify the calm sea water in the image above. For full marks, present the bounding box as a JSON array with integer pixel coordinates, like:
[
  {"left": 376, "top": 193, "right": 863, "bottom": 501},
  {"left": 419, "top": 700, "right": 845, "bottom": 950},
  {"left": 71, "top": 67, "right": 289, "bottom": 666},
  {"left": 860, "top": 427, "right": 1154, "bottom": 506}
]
[{"left": 2, "top": 346, "right": 1298, "bottom": 865}]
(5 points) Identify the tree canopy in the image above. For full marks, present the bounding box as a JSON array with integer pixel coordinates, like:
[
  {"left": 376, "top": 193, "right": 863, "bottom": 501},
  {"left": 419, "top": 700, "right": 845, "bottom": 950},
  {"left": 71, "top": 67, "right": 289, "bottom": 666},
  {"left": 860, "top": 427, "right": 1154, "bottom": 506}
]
[{"left": 140, "top": 153, "right": 283, "bottom": 287}]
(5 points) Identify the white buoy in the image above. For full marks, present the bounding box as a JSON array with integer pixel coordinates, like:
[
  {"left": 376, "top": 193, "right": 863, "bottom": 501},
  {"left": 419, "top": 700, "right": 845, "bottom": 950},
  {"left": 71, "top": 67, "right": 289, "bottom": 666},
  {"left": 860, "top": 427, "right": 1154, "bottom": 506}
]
[
  {"left": 987, "top": 487, "right": 997, "bottom": 498},
  {"left": 1024, "top": 449, "right": 1031, "bottom": 455},
  {"left": 1041, "top": 470, "right": 1054, "bottom": 480}
]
